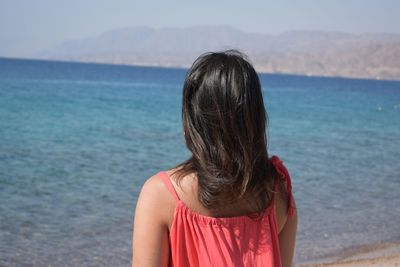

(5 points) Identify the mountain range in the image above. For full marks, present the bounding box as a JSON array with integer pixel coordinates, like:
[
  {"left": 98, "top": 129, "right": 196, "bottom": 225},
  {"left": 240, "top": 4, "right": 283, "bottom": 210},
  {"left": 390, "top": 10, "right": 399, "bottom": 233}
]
[{"left": 36, "top": 25, "right": 400, "bottom": 81}]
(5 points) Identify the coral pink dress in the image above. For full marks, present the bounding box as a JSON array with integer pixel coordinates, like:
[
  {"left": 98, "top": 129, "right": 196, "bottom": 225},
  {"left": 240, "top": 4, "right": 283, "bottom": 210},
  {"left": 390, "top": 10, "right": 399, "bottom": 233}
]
[{"left": 158, "top": 155, "right": 294, "bottom": 267}]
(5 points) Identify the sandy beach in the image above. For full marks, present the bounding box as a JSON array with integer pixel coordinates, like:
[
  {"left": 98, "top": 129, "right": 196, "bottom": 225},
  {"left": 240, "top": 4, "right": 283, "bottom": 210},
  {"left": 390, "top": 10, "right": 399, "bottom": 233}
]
[{"left": 304, "top": 243, "right": 400, "bottom": 267}]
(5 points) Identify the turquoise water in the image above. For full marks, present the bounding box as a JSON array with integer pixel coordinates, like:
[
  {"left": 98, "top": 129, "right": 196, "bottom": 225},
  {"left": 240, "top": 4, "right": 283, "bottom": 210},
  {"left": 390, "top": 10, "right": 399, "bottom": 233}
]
[{"left": 0, "top": 58, "right": 399, "bottom": 266}]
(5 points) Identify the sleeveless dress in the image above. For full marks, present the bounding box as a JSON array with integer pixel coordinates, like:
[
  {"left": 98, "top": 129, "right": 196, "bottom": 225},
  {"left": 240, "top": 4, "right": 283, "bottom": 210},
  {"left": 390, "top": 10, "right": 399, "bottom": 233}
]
[{"left": 157, "top": 155, "right": 295, "bottom": 267}]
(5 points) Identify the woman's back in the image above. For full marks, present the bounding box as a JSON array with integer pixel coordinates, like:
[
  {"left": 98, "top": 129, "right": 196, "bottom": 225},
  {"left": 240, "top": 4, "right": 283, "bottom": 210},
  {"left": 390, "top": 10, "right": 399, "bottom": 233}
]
[{"left": 156, "top": 156, "right": 295, "bottom": 267}]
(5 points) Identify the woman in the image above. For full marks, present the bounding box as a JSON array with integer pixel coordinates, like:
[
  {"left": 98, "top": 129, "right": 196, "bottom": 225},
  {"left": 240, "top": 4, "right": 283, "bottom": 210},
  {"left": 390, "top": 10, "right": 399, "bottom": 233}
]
[{"left": 132, "top": 50, "right": 297, "bottom": 267}]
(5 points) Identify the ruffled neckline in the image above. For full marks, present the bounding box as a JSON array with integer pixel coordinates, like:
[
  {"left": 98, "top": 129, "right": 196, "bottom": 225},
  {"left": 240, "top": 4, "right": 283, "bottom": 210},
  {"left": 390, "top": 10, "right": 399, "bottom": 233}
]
[{"left": 173, "top": 198, "right": 275, "bottom": 226}]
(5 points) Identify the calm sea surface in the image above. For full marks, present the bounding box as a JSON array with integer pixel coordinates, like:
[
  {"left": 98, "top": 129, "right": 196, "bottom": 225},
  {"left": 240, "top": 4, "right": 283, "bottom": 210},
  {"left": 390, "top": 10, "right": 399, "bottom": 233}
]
[{"left": 0, "top": 58, "right": 399, "bottom": 266}]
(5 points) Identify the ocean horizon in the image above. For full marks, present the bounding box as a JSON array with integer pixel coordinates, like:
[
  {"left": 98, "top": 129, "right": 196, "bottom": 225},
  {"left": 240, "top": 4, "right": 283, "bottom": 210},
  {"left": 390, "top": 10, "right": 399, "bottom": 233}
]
[{"left": 1, "top": 57, "right": 399, "bottom": 266}]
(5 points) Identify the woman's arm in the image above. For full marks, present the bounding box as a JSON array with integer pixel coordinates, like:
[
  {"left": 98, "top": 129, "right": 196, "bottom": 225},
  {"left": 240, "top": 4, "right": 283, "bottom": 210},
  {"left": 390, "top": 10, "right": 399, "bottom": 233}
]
[
  {"left": 277, "top": 195, "right": 298, "bottom": 267},
  {"left": 132, "top": 175, "right": 172, "bottom": 267}
]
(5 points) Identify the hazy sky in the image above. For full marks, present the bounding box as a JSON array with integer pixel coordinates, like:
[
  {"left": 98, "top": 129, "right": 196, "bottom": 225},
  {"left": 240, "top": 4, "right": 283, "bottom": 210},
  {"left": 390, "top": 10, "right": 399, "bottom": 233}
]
[{"left": 0, "top": 0, "right": 399, "bottom": 57}]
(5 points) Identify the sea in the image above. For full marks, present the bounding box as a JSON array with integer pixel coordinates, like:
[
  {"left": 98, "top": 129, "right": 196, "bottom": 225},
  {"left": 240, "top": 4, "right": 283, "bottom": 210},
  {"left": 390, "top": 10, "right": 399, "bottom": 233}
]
[{"left": 0, "top": 58, "right": 399, "bottom": 266}]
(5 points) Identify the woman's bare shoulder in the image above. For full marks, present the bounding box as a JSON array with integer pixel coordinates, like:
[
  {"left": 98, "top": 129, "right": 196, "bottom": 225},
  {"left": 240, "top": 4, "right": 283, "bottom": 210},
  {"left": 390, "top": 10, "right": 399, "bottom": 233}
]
[
  {"left": 140, "top": 173, "right": 168, "bottom": 199},
  {"left": 136, "top": 172, "right": 177, "bottom": 225},
  {"left": 132, "top": 173, "right": 173, "bottom": 266}
]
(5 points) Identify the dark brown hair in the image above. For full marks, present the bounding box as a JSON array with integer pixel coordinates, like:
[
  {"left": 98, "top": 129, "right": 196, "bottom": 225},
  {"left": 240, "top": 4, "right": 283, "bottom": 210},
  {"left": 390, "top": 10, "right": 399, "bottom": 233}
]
[{"left": 172, "top": 50, "right": 280, "bottom": 213}]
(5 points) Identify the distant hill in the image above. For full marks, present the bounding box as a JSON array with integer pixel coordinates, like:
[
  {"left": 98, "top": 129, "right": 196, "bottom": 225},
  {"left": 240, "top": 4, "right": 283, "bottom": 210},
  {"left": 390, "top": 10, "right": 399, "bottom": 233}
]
[{"left": 36, "top": 25, "right": 400, "bottom": 80}]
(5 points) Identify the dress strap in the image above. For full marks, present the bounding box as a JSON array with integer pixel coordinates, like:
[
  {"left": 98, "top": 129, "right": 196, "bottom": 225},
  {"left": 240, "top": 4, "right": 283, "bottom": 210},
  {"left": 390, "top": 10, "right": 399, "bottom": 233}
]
[
  {"left": 270, "top": 156, "right": 295, "bottom": 217},
  {"left": 158, "top": 171, "right": 180, "bottom": 202}
]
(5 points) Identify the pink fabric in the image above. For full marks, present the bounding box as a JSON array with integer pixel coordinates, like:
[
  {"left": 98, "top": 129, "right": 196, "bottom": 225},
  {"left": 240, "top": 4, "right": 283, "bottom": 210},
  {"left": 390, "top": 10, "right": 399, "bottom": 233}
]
[{"left": 158, "top": 155, "right": 293, "bottom": 267}]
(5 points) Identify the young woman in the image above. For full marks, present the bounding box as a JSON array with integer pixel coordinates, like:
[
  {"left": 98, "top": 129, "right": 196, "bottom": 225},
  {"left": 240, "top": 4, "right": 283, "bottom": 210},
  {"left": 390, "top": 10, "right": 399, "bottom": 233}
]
[{"left": 132, "top": 50, "right": 297, "bottom": 267}]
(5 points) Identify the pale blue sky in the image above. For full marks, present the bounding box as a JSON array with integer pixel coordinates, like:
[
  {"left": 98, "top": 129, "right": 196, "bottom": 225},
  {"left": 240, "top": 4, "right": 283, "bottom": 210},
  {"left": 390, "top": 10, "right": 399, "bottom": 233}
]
[{"left": 0, "top": 0, "right": 399, "bottom": 57}]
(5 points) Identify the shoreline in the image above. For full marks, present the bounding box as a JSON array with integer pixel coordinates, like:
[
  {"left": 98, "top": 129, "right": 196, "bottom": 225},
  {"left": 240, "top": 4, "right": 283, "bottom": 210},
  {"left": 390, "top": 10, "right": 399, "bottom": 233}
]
[
  {"left": 2, "top": 56, "right": 400, "bottom": 82},
  {"left": 302, "top": 242, "right": 400, "bottom": 267}
]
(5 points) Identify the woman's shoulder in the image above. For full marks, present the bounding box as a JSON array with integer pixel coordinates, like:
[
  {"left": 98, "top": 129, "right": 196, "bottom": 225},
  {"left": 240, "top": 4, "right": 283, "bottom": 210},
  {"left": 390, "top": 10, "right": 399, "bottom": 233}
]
[
  {"left": 269, "top": 155, "right": 292, "bottom": 192},
  {"left": 136, "top": 172, "right": 177, "bottom": 225},
  {"left": 140, "top": 173, "right": 168, "bottom": 198},
  {"left": 269, "top": 155, "right": 296, "bottom": 233},
  {"left": 141, "top": 168, "right": 184, "bottom": 194},
  {"left": 269, "top": 155, "right": 290, "bottom": 178}
]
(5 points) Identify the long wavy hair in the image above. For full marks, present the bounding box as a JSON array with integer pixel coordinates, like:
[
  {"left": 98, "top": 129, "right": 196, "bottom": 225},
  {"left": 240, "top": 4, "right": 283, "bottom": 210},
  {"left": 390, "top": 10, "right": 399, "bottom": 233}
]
[{"left": 172, "top": 50, "right": 280, "bottom": 213}]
